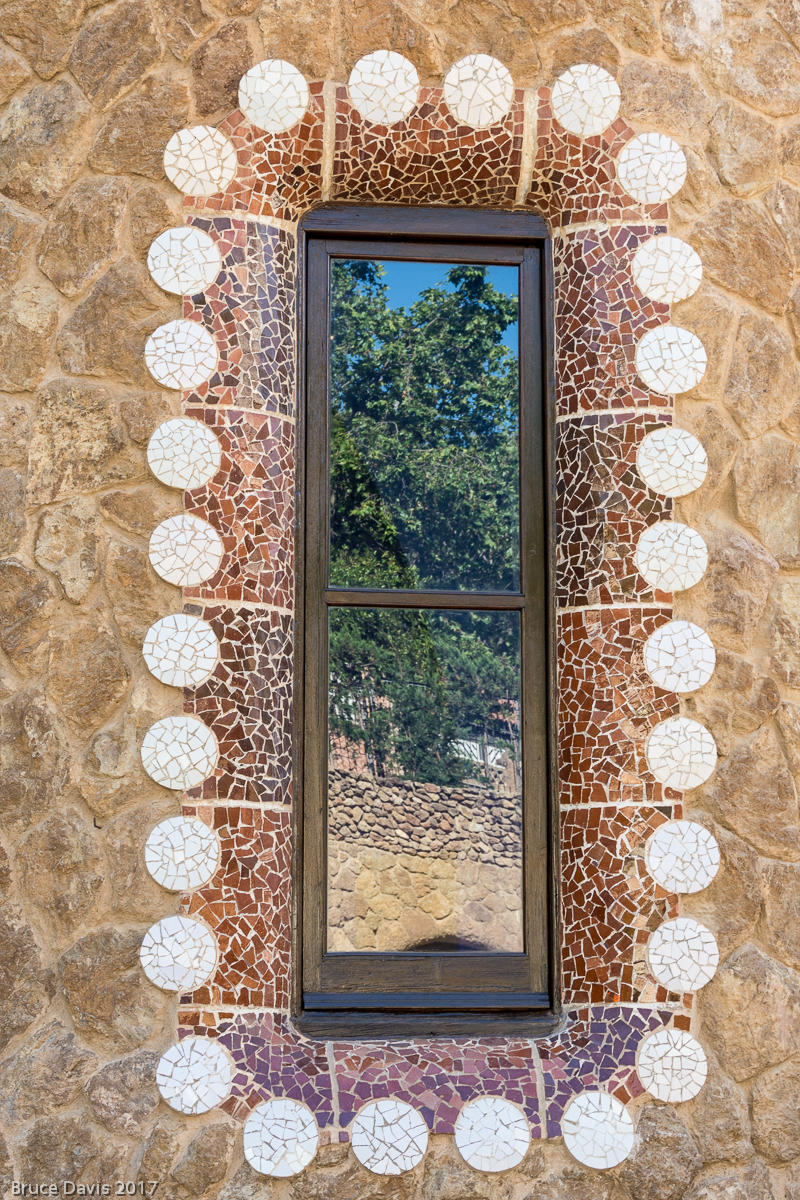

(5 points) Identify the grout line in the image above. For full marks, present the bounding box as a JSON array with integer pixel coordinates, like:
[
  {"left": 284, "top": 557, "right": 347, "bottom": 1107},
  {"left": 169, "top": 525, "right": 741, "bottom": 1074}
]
[
  {"left": 321, "top": 81, "right": 338, "bottom": 201},
  {"left": 516, "top": 89, "right": 538, "bottom": 208}
]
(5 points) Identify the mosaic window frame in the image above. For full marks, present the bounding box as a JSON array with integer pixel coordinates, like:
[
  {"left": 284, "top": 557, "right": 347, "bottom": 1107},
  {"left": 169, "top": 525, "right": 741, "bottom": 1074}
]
[{"left": 139, "top": 52, "right": 719, "bottom": 1177}]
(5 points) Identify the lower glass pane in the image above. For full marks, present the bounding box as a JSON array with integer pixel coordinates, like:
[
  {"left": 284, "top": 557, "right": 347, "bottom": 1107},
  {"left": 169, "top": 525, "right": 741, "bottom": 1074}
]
[{"left": 327, "top": 607, "right": 523, "bottom": 953}]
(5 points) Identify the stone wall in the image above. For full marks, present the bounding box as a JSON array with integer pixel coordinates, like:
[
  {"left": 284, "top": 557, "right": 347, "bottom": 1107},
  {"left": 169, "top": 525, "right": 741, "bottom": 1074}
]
[{"left": 0, "top": 1, "right": 800, "bottom": 1197}]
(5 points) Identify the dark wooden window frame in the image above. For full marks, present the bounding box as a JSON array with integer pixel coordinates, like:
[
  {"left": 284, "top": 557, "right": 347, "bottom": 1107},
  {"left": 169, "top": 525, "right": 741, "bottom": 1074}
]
[{"left": 294, "top": 204, "right": 559, "bottom": 1038}]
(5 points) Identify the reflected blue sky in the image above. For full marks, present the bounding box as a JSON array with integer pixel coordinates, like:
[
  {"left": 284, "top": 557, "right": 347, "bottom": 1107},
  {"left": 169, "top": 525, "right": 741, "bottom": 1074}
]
[{"left": 376, "top": 259, "right": 519, "bottom": 352}]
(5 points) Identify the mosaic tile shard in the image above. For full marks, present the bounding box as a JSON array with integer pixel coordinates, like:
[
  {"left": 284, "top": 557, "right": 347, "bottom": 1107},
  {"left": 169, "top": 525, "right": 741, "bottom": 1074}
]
[
  {"left": 637, "top": 1028, "right": 708, "bottom": 1103},
  {"left": 163, "top": 126, "right": 238, "bottom": 197},
  {"left": 631, "top": 235, "right": 702, "bottom": 304},
  {"left": 645, "top": 716, "right": 717, "bottom": 790},
  {"left": 143, "top": 612, "right": 219, "bottom": 688},
  {"left": 645, "top": 820, "right": 720, "bottom": 894},
  {"left": 147, "top": 226, "right": 222, "bottom": 296},
  {"left": 617, "top": 132, "right": 687, "bottom": 204},
  {"left": 238, "top": 59, "right": 310, "bottom": 134},
  {"left": 635, "top": 325, "right": 706, "bottom": 396},
  {"left": 243, "top": 1097, "right": 319, "bottom": 1177},
  {"left": 550, "top": 63, "right": 620, "bottom": 138},
  {"left": 643, "top": 620, "right": 715, "bottom": 694},
  {"left": 139, "top": 914, "right": 217, "bottom": 992},
  {"left": 141, "top": 714, "right": 218, "bottom": 791},
  {"left": 647, "top": 917, "right": 719, "bottom": 993},
  {"left": 351, "top": 1099, "right": 429, "bottom": 1175},
  {"left": 637, "top": 426, "right": 708, "bottom": 498},
  {"left": 634, "top": 521, "right": 708, "bottom": 592},
  {"left": 443, "top": 54, "right": 514, "bottom": 129},
  {"left": 454, "top": 1096, "right": 530, "bottom": 1172},
  {"left": 156, "top": 1036, "right": 234, "bottom": 1114},
  {"left": 561, "top": 1092, "right": 634, "bottom": 1169},
  {"left": 144, "top": 319, "right": 218, "bottom": 391},
  {"left": 144, "top": 815, "right": 221, "bottom": 892},
  {"left": 148, "top": 417, "right": 222, "bottom": 491},
  {"left": 149, "top": 514, "right": 224, "bottom": 587},
  {"left": 348, "top": 50, "right": 419, "bottom": 125}
]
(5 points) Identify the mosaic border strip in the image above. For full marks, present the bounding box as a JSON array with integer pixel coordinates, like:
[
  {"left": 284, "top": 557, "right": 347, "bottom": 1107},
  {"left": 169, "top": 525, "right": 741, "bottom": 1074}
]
[{"left": 133, "top": 54, "right": 721, "bottom": 1177}]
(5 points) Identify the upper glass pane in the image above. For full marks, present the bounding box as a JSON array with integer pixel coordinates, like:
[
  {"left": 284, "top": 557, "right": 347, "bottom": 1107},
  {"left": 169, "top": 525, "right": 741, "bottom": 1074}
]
[{"left": 328, "top": 257, "right": 521, "bottom": 592}]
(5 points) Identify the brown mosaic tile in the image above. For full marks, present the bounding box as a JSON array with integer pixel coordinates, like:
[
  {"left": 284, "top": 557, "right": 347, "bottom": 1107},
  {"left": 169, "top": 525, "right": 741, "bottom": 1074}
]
[
  {"left": 556, "top": 412, "right": 673, "bottom": 607},
  {"left": 558, "top": 607, "right": 680, "bottom": 807},
  {"left": 180, "top": 804, "right": 291, "bottom": 1009}
]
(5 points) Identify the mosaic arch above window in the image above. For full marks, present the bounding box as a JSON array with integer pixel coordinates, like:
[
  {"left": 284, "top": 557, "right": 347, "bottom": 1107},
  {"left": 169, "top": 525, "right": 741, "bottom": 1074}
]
[{"left": 135, "top": 50, "right": 720, "bottom": 1176}]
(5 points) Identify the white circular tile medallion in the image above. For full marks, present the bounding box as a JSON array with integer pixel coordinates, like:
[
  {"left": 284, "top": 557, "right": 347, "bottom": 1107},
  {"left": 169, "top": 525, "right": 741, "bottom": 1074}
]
[
  {"left": 144, "top": 319, "right": 218, "bottom": 392},
  {"left": 139, "top": 914, "right": 217, "bottom": 992},
  {"left": 147, "top": 417, "right": 222, "bottom": 491},
  {"left": 454, "top": 1096, "right": 530, "bottom": 1173},
  {"left": 647, "top": 917, "right": 719, "bottom": 993},
  {"left": 635, "top": 324, "right": 707, "bottom": 396},
  {"left": 350, "top": 1098, "right": 429, "bottom": 1175},
  {"left": 163, "top": 126, "right": 238, "bottom": 198},
  {"left": 243, "top": 1097, "right": 319, "bottom": 1177},
  {"left": 637, "top": 426, "right": 708, "bottom": 498},
  {"left": 617, "top": 131, "right": 687, "bottom": 205},
  {"left": 148, "top": 513, "right": 224, "bottom": 587},
  {"left": 643, "top": 620, "right": 715, "bottom": 694},
  {"left": 638, "top": 1028, "right": 708, "bottom": 1103},
  {"left": 147, "top": 226, "right": 222, "bottom": 297},
  {"left": 444, "top": 54, "right": 514, "bottom": 129},
  {"left": 631, "top": 235, "right": 702, "bottom": 305},
  {"left": 156, "top": 1036, "right": 234, "bottom": 1114},
  {"left": 239, "top": 59, "right": 310, "bottom": 134},
  {"left": 348, "top": 50, "right": 419, "bottom": 125},
  {"left": 144, "top": 815, "right": 221, "bottom": 892},
  {"left": 645, "top": 820, "right": 720, "bottom": 895},
  {"left": 561, "top": 1091, "right": 634, "bottom": 1170},
  {"left": 551, "top": 63, "right": 620, "bottom": 138},
  {"left": 143, "top": 612, "right": 219, "bottom": 688},
  {"left": 635, "top": 521, "right": 708, "bottom": 592},
  {"left": 141, "top": 714, "right": 218, "bottom": 791},
  {"left": 645, "top": 716, "right": 717, "bottom": 791}
]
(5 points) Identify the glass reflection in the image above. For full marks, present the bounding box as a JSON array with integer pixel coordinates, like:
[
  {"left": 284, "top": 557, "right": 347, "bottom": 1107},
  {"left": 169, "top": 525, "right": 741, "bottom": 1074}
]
[
  {"left": 329, "top": 258, "right": 520, "bottom": 593},
  {"left": 326, "top": 608, "right": 523, "bottom": 953}
]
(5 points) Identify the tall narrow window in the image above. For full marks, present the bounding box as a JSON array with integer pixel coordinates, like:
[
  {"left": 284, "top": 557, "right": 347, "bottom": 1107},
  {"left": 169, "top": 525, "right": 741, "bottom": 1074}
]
[{"left": 298, "top": 207, "right": 554, "bottom": 1035}]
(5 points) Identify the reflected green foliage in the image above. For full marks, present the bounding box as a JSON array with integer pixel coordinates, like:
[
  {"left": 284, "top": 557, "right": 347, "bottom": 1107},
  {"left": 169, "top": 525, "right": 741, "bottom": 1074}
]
[{"left": 328, "top": 260, "right": 522, "bottom": 785}]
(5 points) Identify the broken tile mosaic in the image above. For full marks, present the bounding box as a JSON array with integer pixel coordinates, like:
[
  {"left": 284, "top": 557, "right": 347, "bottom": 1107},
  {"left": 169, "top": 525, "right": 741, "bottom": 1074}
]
[
  {"left": 617, "top": 132, "right": 687, "bottom": 205},
  {"left": 645, "top": 820, "right": 720, "bottom": 895},
  {"left": 156, "top": 1036, "right": 235, "bottom": 1114},
  {"left": 144, "top": 318, "right": 218, "bottom": 391},
  {"left": 139, "top": 914, "right": 217, "bottom": 992},
  {"left": 149, "top": 513, "right": 225, "bottom": 587},
  {"left": 634, "top": 520, "right": 708, "bottom": 592},
  {"left": 164, "top": 125, "right": 238, "bottom": 197},
  {"left": 636, "top": 425, "right": 708, "bottom": 498},
  {"left": 142, "top": 612, "right": 219, "bottom": 688},
  {"left": 350, "top": 1099, "right": 429, "bottom": 1175},
  {"left": 347, "top": 50, "right": 419, "bottom": 125},
  {"left": 140, "top": 714, "right": 218, "bottom": 791},
  {"left": 243, "top": 1097, "right": 319, "bottom": 1177},
  {"left": 561, "top": 1091, "right": 634, "bottom": 1170},
  {"left": 647, "top": 917, "right": 719, "bottom": 993},
  {"left": 631, "top": 235, "right": 702, "bottom": 305},
  {"left": 644, "top": 716, "right": 717, "bottom": 790},
  {"left": 144, "top": 815, "right": 221, "bottom": 892},
  {"left": 637, "top": 1028, "right": 707, "bottom": 1103},
  {"left": 453, "top": 1096, "right": 530, "bottom": 1173},
  {"left": 147, "top": 226, "right": 222, "bottom": 296},
  {"left": 238, "top": 59, "right": 310, "bottom": 135},
  {"left": 635, "top": 324, "right": 707, "bottom": 396},
  {"left": 443, "top": 54, "right": 514, "bottom": 129},
  {"left": 643, "top": 619, "right": 716, "bottom": 694},
  {"left": 550, "top": 63, "right": 621, "bottom": 139},
  {"left": 148, "top": 417, "right": 222, "bottom": 491}
]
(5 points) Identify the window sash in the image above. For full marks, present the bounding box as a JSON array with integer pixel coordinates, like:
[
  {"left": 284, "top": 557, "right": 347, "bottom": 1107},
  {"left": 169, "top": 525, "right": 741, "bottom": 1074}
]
[{"left": 296, "top": 208, "right": 556, "bottom": 1034}]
